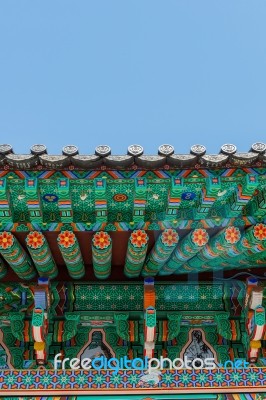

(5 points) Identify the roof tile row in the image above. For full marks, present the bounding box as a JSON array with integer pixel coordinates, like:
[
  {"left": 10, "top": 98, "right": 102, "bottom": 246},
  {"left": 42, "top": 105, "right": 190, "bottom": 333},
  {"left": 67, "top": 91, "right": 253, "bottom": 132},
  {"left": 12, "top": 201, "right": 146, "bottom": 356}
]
[{"left": 0, "top": 142, "right": 265, "bottom": 169}]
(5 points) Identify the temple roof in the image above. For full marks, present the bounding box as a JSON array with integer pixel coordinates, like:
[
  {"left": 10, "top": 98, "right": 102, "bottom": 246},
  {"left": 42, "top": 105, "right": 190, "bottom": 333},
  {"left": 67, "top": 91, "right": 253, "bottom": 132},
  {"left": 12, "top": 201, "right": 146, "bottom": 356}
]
[{"left": 0, "top": 142, "right": 266, "bottom": 170}]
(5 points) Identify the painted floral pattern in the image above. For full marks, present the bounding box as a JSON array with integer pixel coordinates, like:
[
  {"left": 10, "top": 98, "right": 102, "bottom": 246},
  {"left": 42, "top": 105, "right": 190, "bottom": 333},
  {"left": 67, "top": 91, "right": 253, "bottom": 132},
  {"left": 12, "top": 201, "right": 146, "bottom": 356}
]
[
  {"left": 26, "top": 231, "right": 44, "bottom": 249},
  {"left": 130, "top": 230, "right": 148, "bottom": 248},
  {"left": 161, "top": 229, "right": 178, "bottom": 246},
  {"left": 58, "top": 230, "right": 76, "bottom": 248},
  {"left": 192, "top": 228, "right": 208, "bottom": 247},
  {"left": 93, "top": 231, "right": 111, "bottom": 249},
  {"left": 225, "top": 226, "right": 241, "bottom": 244},
  {"left": 242, "top": 237, "right": 252, "bottom": 248},
  {"left": 0, "top": 232, "right": 13, "bottom": 249},
  {"left": 253, "top": 223, "right": 266, "bottom": 241}
]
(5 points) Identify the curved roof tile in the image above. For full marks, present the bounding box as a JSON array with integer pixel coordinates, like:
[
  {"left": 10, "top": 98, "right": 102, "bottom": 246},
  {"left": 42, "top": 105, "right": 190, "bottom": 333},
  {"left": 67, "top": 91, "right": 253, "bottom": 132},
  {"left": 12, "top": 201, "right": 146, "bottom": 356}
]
[{"left": 0, "top": 142, "right": 265, "bottom": 170}]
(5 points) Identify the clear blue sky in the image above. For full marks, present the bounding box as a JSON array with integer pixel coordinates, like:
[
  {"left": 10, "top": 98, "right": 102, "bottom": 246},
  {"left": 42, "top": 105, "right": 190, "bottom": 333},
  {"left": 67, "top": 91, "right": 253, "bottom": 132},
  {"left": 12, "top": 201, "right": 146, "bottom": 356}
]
[{"left": 0, "top": 1, "right": 265, "bottom": 154}]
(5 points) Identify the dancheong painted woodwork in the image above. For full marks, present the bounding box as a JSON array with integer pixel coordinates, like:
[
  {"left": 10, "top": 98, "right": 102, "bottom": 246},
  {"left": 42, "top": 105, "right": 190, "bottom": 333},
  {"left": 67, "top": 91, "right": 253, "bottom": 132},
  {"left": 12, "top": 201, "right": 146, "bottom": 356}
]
[{"left": 0, "top": 142, "right": 265, "bottom": 398}]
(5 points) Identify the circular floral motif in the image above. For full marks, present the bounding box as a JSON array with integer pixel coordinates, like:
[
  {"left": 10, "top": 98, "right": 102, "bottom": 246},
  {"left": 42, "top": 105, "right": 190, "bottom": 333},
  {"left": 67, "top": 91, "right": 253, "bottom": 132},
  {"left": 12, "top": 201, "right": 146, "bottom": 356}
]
[
  {"left": 197, "top": 373, "right": 208, "bottom": 384},
  {"left": 30, "top": 144, "right": 47, "bottom": 155},
  {"left": 225, "top": 226, "right": 241, "bottom": 244},
  {"left": 26, "top": 231, "right": 44, "bottom": 249},
  {"left": 253, "top": 223, "right": 266, "bottom": 241},
  {"left": 95, "top": 145, "right": 111, "bottom": 156},
  {"left": 130, "top": 230, "right": 148, "bottom": 248},
  {"left": 110, "top": 374, "right": 122, "bottom": 384},
  {"left": 190, "top": 144, "right": 206, "bottom": 156},
  {"left": 231, "top": 372, "right": 242, "bottom": 383},
  {"left": 192, "top": 228, "right": 208, "bottom": 247},
  {"left": 93, "top": 231, "right": 111, "bottom": 249},
  {"left": 58, "top": 230, "right": 75, "bottom": 248},
  {"left": 220, "top": 143, "right": 237, "bottom": 155},
  {"left": 161, "top": 229, "right": 178, "bottom": 246},
  {"left": 251, "top": 142, "right": 266, "bottom": 153},
  {"left": 0, "top": 144, "right": 13, "bottom": 154},
  {"left": 62, "top": 145, "right": 79, "bottom": 156},
  {"left": 158, "top": 144, "right": 174, "bottom": 156},
  {"left": 179, "top": 372, "right": 192, "bottom": 384},
  {"left": 246, "top": 371, "right": 259, "bottom": 383},
  {"left": 213, "top": 372, "right": 224, "bottom": 383},
  {"left": 0, "top": 231, "right": 13, "bottom": 249},
  {"left": 113, "top": 193, "right": 128, "bottom": 202},
  {"left": 127, "top": 144, "right": 144, "bottom": 156}
]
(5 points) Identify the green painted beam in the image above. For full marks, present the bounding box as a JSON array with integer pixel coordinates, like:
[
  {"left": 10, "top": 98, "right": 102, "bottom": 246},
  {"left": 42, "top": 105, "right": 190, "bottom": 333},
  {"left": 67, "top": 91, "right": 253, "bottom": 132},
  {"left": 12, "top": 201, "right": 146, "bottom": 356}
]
[
  {"left": 124, "top": 230, "right": 148, "bottom": 278},
  {"left": 207, "top": 223, "right": 266, "bottom": 271},
  {"left": 26, "top": 231, "right": 58, "bottom": 278},
  {"left": 0, "top": 231, "right": 36, "bottom": 279},
  {"left": 159, "top": 228, "right": 209, "bottom": 275},
  {"left": 92, "top": 231, "right": 112, "bottom": 279},
  {"left": 57, "top": 230, "right": 85, "bottom": 279},
  {"left": 176, "top": 226, "right": 241, "bottom": 274},
  {"left": 142, "top": 229, "right": 179, "bottom": 276}
]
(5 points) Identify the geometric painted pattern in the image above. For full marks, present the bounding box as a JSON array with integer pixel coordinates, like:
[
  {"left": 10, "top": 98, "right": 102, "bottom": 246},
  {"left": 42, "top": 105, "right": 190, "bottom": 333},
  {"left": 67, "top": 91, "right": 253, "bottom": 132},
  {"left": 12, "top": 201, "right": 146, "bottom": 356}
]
[
  {"left": 0, "top": 167, "right": 265, "bottom": 231},
  {"left": 0, "top": 368, "right": 265, "bottom": 393},
  {"left": 156, "top": 283, "right": 224, "bottom": 311},
  {"left": 1, "top": 396, "right": 265, "bottom": 400},
  {"left": 73, "top": 283, "right": 227, "bottom": 311},
  {"left": 74, "top": 284, "right": 144, "bottom": 311}
]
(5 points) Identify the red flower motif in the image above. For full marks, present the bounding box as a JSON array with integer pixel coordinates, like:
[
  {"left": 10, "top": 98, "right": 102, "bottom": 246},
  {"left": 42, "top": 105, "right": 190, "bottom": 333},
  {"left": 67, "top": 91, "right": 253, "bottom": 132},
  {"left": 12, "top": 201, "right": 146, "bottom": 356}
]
[
  {"left": 242, "top": 238, "right": 251, "bottom": 248},
  {"left": 0, "top": 231, "right": 13, "bottom": 249},
  {"left": 225, "top": 226, "right": 241, "bottom": 244},
  {"left": 93, "top": 231, "right": 111, "bottom": 249},
  {"left": 58, "top": 231, "right": 75, "bottom": 248},
  {"left": 192, "top": 228, "right": 208, "bottom": 247},
  {"left": 161, "top": 229, "right": 178, "bottom": 246},
  {"left": 130, "top": 230, "right": 148, "bottom": 248},
  {"left": 253, "top": 223, "right": 266, "bottom": 241},
  {"left": 26, "top": 231, "right": 44, "bottom": 249}
]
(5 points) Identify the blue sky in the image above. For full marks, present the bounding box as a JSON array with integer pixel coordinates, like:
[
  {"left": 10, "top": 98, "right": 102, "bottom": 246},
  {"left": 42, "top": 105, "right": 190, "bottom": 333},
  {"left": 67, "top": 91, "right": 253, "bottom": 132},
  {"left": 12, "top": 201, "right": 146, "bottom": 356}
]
[{"left": 0, "top": 1, "right": 265, "bottom": 154}]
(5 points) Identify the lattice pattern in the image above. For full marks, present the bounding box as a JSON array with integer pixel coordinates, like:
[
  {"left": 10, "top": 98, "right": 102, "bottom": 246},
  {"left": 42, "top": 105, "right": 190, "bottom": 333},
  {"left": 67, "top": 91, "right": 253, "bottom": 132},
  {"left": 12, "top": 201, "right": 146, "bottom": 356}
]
[{"left": 0, "top": 368, "right": 265, "bottom": 392}]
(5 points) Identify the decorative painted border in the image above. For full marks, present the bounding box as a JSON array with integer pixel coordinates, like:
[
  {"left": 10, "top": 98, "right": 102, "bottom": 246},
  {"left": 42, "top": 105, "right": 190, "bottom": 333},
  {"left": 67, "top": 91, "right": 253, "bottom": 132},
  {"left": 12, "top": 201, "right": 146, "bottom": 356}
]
[
  {"left": 0, "top": 368, "right": 265, "bottom": 394},
  {"left": 0, "top": 396, "right": 265, "bottom": 400}
]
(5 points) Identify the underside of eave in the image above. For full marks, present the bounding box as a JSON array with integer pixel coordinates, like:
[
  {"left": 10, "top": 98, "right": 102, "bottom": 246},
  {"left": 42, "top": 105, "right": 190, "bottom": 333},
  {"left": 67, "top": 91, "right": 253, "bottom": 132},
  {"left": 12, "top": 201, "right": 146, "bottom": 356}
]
[{"left": 0, "top": 230, "right": 265, "bottom": 282}]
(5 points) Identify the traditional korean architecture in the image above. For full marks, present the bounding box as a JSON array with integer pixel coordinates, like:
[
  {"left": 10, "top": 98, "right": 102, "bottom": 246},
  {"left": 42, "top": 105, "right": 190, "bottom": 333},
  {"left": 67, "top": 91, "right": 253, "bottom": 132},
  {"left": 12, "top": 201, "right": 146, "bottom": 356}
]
[{"left": 0, "top": 142, "right": 265, "bottom": 399}]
